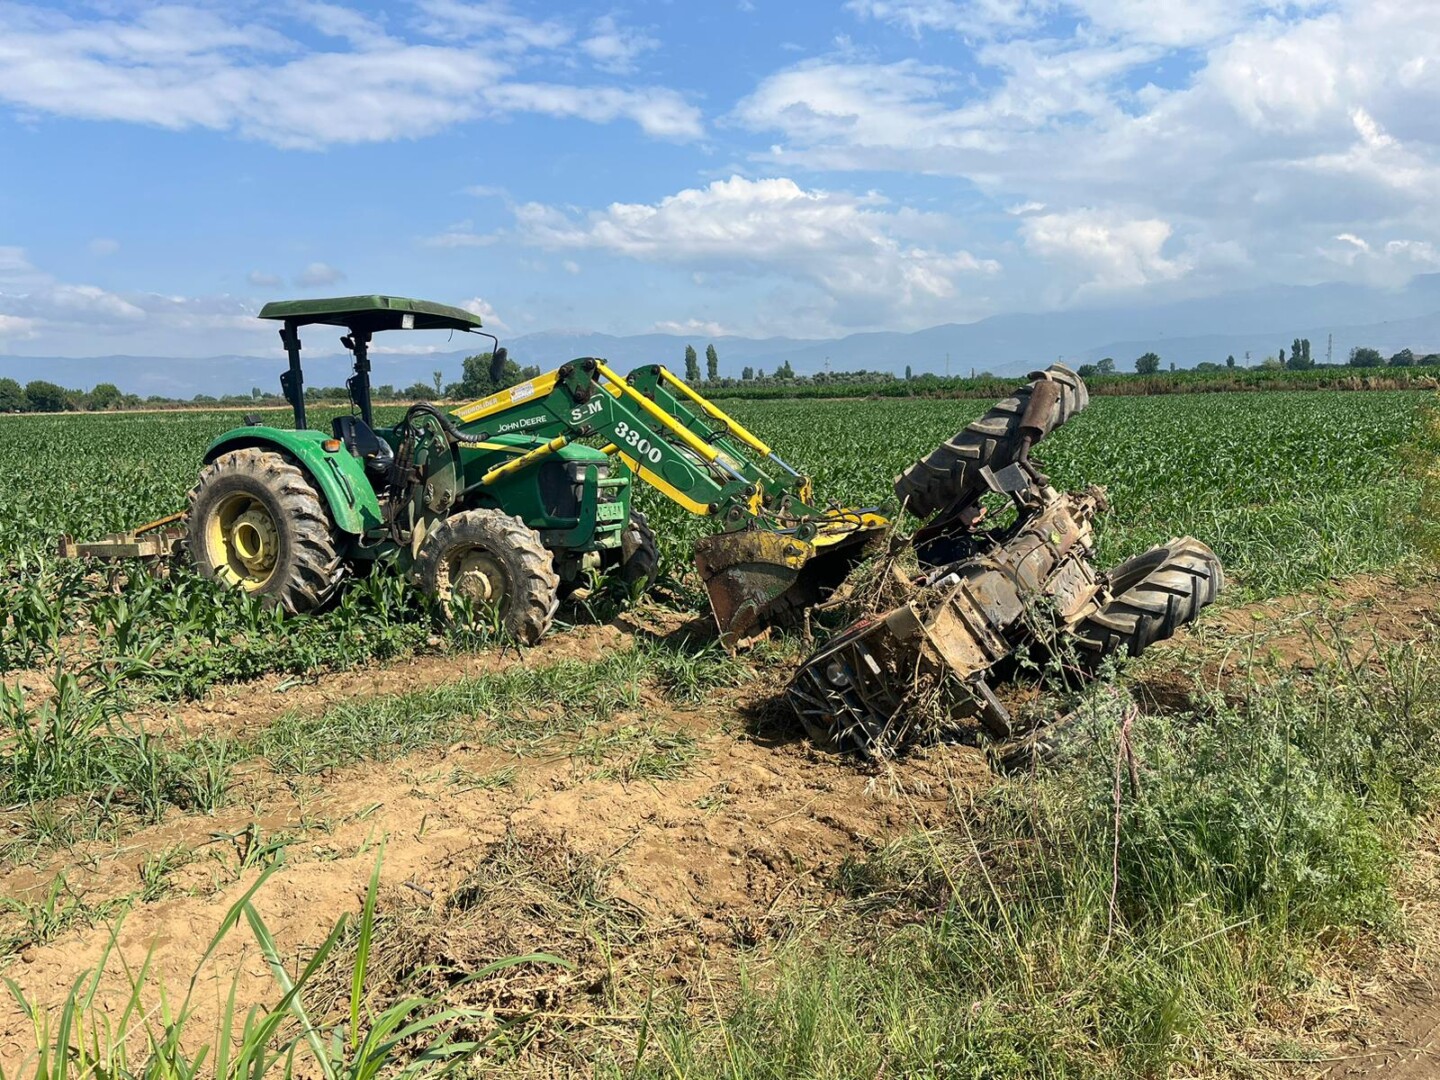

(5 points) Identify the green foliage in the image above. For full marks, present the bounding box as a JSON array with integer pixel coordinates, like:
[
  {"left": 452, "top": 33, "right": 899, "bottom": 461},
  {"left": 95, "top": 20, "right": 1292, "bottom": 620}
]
[
  {"left": 1134, "top": 351, "right": 1161, "bottom": 375},
  {"left": 0, "top": 377, "right": 24, "bottom": 411},
  {"left": 705, "top": 342, "right": 719, "bottom": 381},
  {"left": 86, "top": 382, "right": 123, "bottom": 410},
  {"left": 1350, "top": 346, "right": 1384, "bottom": 367},
  {"left": 455, "top": 352, "right": 542, "bottom": 400},
  {"left": 684, "top": 344, "right": 700, "bottom": 382},
  {"left": 24, "top": 380, "right": 69, "bottom": 412}
]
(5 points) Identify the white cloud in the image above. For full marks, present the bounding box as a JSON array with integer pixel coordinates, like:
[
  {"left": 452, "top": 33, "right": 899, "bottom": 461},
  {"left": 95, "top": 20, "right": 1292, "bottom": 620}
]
[
  {"left": 505, "top": 176, "right": 999, "bottom": 329},
  {"left": 1020, "top": 209, "right": 1189, "bottom": 293},
  {"left": 247, "top": 270, "right": 283, "bottom": 287},
  {"left": 88, "top": 238, "right": 120, "bottom": 256},
  {"left": 653, "top": 318, "right": 729, "bottom": 336},
  {"left": 0, "top": 246, "right": 267, "bottom": 355},
  {"left": 295, "top": 262, "right": 346, "bottom": 287},
  {"left": 0, "top": 314, "right": 38, "bottom": 339},
  {"left": 0, "top": 2, "right": 701, "bottom": 148},
  {"left": 580, "top": 14, "right": 658, "bottom": 74},
  {"left": 562, "top": 259, "right": 581, "bottom": 274},
  {"left": 461, "top": 297, "right": 508, "bottom": 330},
  {"left": 737, "top": 0, "right": 1440, "bottom": 293}
]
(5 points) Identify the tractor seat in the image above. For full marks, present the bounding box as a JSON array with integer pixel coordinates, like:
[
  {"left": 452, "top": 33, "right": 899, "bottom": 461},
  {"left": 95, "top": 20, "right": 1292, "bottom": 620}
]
[{"left": 332, "top": 416, "right": 395, "bottom": 481}]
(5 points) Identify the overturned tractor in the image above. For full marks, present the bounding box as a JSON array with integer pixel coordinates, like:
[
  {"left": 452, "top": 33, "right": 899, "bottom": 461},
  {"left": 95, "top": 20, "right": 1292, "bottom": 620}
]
[{"left": 788, "top": 365, "right": 1224, "bottom": 763}]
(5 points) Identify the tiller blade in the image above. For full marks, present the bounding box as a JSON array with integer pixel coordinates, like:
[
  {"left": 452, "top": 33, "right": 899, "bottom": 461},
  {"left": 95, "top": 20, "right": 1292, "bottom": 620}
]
[{"left": 695, "top": 515, "right": 887, "bottom": 649}]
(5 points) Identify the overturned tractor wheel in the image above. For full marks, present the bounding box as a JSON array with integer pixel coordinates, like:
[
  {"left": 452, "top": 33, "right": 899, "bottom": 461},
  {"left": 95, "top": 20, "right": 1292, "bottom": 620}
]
[
  {"left": 415, "top": 509, "right": 559, "bottom": 645},
  {"left": 893, "top": 364, "right": 1088, "bottom": 520},
  {"left": 186, "top": 448, "right": 346, "bottom": 614},
  {"left": 1072, "top": 537, "right": 1224, "bottom": 667}
]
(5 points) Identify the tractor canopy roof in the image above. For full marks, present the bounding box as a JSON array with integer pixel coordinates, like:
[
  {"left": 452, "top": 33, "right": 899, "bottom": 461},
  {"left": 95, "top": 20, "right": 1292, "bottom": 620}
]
[{"left": 258, "top": 295, "right": 484, "bottom": 334}]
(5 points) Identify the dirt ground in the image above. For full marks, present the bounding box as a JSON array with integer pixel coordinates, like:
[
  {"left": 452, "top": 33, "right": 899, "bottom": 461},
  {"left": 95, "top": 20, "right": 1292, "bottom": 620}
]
[{"left": 3, "top": 571, "right": 1440, "bottom": 1075}]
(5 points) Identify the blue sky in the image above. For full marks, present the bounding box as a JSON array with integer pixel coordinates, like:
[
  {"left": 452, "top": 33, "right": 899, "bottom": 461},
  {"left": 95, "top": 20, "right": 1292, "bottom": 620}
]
[{"left": 1, "top": 0, "right": 1437, "bottom": 357}]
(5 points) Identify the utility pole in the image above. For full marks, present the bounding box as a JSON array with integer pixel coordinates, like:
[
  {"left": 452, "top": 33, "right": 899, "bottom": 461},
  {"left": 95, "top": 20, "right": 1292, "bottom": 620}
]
[{"left": 1327, "top": 333, "right": 1333, "bottom": 366}]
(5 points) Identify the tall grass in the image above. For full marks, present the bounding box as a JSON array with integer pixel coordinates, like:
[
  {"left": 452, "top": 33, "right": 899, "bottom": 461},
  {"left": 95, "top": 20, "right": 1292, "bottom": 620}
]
[
  {"left": 1, "top": 854, "right": 564, "bottom": 1080},
  {"left": 618, "top": 635, "right": 1440, "bottom": 1078}
]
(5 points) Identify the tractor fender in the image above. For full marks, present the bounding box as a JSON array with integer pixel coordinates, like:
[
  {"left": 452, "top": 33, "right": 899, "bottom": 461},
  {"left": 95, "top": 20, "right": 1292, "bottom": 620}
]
[{"left": 203, "top": 427, "right": 383, "bottom": 535}]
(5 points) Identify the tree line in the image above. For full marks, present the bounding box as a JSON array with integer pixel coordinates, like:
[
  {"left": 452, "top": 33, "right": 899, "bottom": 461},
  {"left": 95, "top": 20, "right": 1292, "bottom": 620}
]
[{"left": 4, "top": 335, "right": 1437, "bottom": 414}]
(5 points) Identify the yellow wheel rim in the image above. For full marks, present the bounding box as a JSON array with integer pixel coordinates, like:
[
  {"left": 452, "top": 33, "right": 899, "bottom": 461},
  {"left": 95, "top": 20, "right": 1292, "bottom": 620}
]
[{"left": 207, "top": 492, "right": 280, "bottom": 591}]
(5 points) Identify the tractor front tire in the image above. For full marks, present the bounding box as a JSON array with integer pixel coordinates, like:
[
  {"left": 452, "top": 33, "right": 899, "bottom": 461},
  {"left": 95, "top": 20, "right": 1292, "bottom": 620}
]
[
  {"left": 1072, "top": 537, "right": 1224, "bottom": 666},
  {"left": 894, "top": 364, "right": 1088, "bottom": 519},
  {"left": 187, "top": 448, "right": 346, "bottom": 613},
  {"left": 415, "top": 509, "right": 559, "bottom": 645}
]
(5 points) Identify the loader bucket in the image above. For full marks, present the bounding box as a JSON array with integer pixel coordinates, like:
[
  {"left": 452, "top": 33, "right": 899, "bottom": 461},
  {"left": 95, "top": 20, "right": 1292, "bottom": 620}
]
[{"left": 695, "top": 517, "right": 886, "bottom": 648}]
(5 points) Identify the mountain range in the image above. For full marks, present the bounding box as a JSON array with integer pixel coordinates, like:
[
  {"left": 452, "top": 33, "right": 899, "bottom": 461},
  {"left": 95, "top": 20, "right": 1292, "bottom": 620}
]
[{"left": 4, "top": 275, "right": 1440, "bottom": 399}]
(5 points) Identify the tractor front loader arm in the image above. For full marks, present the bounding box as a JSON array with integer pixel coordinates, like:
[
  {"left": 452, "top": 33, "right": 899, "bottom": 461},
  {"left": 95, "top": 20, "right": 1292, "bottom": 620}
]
[{"left": 450, "top": 358, "right": 890, "bottom": 645}]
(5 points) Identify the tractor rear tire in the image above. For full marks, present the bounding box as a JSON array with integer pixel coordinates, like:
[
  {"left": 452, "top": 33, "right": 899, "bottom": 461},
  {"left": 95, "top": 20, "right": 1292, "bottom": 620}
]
[
  {"left": 610, "top": 510, "right": 659, "bottom": 596},
  {"left": 415, "top": 509, "right": 559, "bottom": 645},
  {"left": 894, "top": 364, "right": 1088, "bottom": 519},
  {"left": 186, "top": 448, "right": 346, "bottom": 614},
  {"left": 1072, "top": 537, "right": 1224, "bottom": 666}
]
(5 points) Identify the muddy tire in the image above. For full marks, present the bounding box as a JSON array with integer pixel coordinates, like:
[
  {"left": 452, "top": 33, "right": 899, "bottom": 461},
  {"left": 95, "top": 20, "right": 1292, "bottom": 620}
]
[
  {"left": 992, "top": 713, "right": 1089, "bottom": 774},
  {"left": 1072, "top": 537, "right": 1224, "bottom": 666},
  {"left": 610, "top": 509, "right": 659, "bottom": 596},
  {"left": 893, "top": 364, "right": 1088, "bottom": 519},
  {"left": 415, "top": 509, "right": 559, "bottom": 645},
  {"left": 187, "top": 448, "right": 346, "bottom": 613}
]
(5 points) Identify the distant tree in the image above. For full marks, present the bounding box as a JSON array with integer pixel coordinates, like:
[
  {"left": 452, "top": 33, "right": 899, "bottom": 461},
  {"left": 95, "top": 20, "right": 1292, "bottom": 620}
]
[
  {"left": 87, "top": 382, "right": 122, "bottom": 411},
  {"left": 1261, "top": 355, "right": 1283, "bottom": 369},
  {"left": 1389, "top": 348, "right": 1416, "bottom": 367},
  {"left": 776, "top": 359, "right": 795, "bottom": 379},
  {"left": 1287, "top": 337, "right": 1314, "bottom": 370},
  {"left": 1169, "top": 362, "right": 1176, "bottom": 372},
  {"left": 705, "top": 343, "right": 719, "bottom": 381},
  {"left": 25, "top": 380, "right": 69, "bottom": 412},
  {"left": 1077, "top": 363, "right": 1099, "bottom": 379},
  {"left": 432, "top": 370, "right": 443, "bottom": 396},
  {"left": 757, "top": 367, "right": 765, "bottom": 379},
  {"left": 455, "top": 352, "right": 539, "bottom": 399},
  {"left": 402, "top": 381, "right": 433, "bottom": 399},
  {"left": 741, "top": 366, "right": 754, "bottom": 381},
  {"left": 1349, "top": 346, "right": 1383, "bottom": 368},
  {"left": 1194, "top": 361, "right": 1222, "bottom": 372},
  {"left": 0, "top": 377, "right": 24, "bottom": 411},
  {"left": 1226, "top": 354, "right": 1236, "bottom": 368},
  {"left": 904, "top": 364, "right": 913, "bottom": 381},
  {"left": 1134, "top": 352, "right": 1161, "bottom": 375},
  {"left": 1097, "top": 357, "right": 1116, "bottom": 374},
  {"left": 1278, "top": 346, "right": 1287, "bottom": 367},
  {"left": 684, "top": 344, "right": 700, "bottom": 382},
  {"left": 251, "top": 386, "right": 265, "bottom": 400}
]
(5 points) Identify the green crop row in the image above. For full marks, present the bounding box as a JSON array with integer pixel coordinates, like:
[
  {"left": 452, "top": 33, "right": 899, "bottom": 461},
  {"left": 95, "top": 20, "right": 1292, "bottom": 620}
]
[{"left": 0, "top": 389, "right": 1430, "bottom": 688}]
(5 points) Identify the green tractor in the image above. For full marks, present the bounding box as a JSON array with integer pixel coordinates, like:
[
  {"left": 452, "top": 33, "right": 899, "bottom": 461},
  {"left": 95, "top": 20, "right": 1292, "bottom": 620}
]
[{"left": 135, "top": 295, "right": 890, "bottom": 645}]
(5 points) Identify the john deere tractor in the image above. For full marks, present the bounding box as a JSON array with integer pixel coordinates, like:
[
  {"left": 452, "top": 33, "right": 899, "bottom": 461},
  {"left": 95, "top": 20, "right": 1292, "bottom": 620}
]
[{"left": 133, "top": 295, "right": 889, "bottom": 644}]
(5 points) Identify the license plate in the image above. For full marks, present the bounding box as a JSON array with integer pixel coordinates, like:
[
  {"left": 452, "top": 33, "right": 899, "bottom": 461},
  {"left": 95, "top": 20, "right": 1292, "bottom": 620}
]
[{"left": 597, "top": 502, "right": 626, "bottom": 522}]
